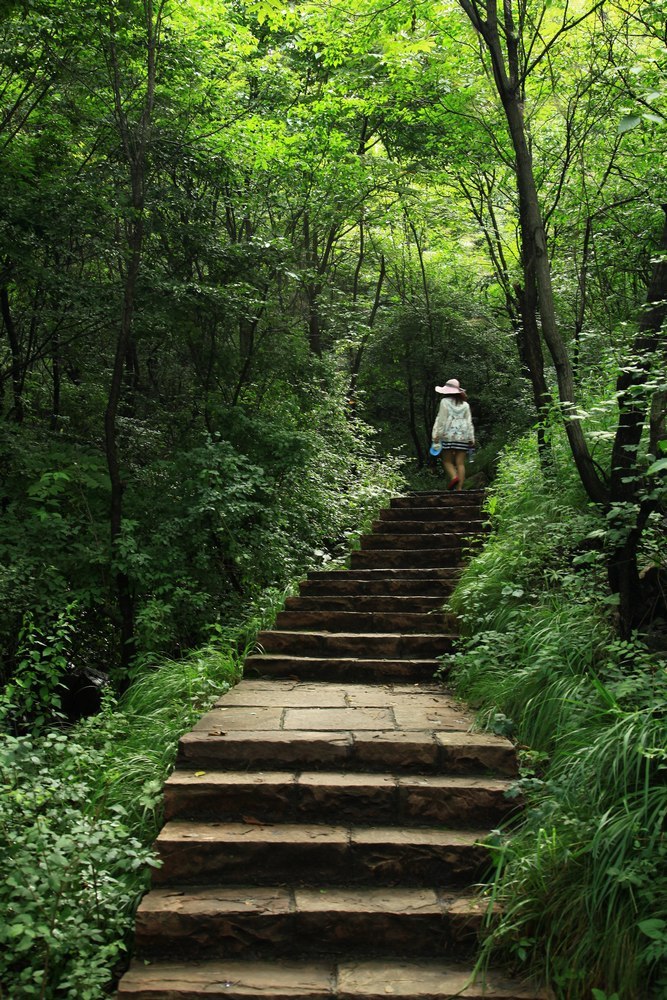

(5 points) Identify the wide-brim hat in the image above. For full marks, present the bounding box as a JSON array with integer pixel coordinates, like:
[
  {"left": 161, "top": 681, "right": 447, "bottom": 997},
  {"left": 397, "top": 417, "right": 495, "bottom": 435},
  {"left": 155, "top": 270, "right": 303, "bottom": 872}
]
[{"left": 436, "top": 378, "right": 465, "bottom": 395}]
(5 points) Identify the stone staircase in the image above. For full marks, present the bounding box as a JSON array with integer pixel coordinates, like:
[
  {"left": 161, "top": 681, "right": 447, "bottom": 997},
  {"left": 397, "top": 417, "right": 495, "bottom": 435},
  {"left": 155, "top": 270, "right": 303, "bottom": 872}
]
[{"left": 117, "top": 490, "right": 542, "bottom": 999}]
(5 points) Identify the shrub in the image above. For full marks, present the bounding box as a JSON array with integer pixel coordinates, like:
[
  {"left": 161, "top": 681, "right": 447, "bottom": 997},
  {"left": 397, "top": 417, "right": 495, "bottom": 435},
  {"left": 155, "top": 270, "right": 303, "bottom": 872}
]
[{"left": 446, "top": 423, "right": 667, "bottom": 999}]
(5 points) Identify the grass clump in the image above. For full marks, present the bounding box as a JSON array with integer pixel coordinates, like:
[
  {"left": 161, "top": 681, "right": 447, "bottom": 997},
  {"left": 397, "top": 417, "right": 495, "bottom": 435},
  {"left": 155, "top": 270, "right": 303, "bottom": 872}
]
[{"left": 447, "top": 431, "right": 667, "bottom": 999}]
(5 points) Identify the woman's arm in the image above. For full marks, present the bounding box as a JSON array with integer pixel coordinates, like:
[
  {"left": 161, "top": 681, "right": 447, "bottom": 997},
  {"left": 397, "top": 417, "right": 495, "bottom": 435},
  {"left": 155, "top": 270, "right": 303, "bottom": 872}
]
[
  {"left": 431, "top": 399, "right": 446, "bottom": 441},
  {"left": 464, "top": 402, "right": 475, "bottom": 444}
]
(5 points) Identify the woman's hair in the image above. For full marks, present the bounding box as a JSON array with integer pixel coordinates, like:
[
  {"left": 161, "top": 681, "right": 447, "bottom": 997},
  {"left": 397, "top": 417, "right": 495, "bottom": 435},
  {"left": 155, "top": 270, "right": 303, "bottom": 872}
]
[{"left": 450, "top": 391, "right": 468, "bottom": 403}]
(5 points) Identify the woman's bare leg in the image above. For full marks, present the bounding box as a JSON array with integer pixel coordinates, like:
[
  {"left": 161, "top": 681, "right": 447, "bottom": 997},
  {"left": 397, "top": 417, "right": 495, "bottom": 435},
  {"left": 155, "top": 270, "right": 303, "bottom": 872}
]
[
  {"left": 454, "top": 450, "right": 466, "bottom": 490},
  {"left": 442, "top": 450, "right": 458, "bottom": 487}
]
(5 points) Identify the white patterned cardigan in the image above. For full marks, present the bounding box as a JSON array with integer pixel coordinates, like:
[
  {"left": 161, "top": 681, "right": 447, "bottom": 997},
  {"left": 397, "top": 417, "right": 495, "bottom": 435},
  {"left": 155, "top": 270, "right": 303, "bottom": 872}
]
[{"left": 431, "top": 398, "right": 475, "bottom": 450}]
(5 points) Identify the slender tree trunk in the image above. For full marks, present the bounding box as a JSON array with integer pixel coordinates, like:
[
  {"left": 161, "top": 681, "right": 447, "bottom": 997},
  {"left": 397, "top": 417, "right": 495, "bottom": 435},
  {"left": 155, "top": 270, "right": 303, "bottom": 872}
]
[
  {"left": 348, "top": 254, "right": 385, "bottom": 415},
  {"left": 406, "top": 365, "right": 424, "bottom": 467},
  {"left": 0, "top": 282, "right": 24, "bottom": 423},
  {"left": 513, "top": 277, "right": 551, "bottom": 465},
  {"left": 458, "top": 0, "right": 607, "bottom": 502},
  {"left": 104, "top": 0, "right": 161, "bottom": 676},
  {"left": 608, "top": 206, "right": 667, "bottom": 637},
  {"left": 501, "top": 97, "right": 607, "bottom": 501},
  {"left": 51, "top": 327, "right": 61, "bottom": 432},
  {"left": 104, "top": 207, "right": 144, "bottom": 672}
]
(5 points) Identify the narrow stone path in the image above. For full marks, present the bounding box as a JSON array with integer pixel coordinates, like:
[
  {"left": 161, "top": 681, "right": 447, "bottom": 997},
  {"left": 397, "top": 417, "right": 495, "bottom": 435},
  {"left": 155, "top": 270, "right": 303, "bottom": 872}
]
[{"left": 117, "top": 490, "right": 543, "bottom": 999}]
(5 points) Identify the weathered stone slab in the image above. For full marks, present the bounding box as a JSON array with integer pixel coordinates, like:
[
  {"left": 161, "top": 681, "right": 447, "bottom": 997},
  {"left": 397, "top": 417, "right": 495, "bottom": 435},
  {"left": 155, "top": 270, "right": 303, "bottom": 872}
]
[
  {"left": 216, "top": 681, "right": 348, "bottom": 709},
  {"left": 392, "top": 704, "right": 471, "bottom": 732},
  {"left": 337, "top": 960, "right": 545, "bottom": 998},
  {"left": 135, "top": 887, "right": 294, "bottom": 955},
  {"left": 350, "top": 549, "right": 461, "bottom": 569},
  {"left": 349, "top": 826, "right": 488, "bottom": 885},
  {"left": 435, "top": 732, "right": 519, "bottom": 776},
  {"left": 285, "top": 595, "right": 445, "bottom": 613},
  {"left": 397, "top": 776, "right": 515, "bottom": 826},
  {"left": 118, "top": 959, "right": 335, "bottom": 999},
  {"left": 244, "top": 656, "right": 438, "bottom": 684},
  {"left": 257, "top": 631, "right": 454, "bottom": 659},
  {"left": 273, "top": 611, "right": 453, "bottom": 635},
  {"left": 300, "top": 574, "right": 455, "bottom": 597},
  {"left": 350, "top": 730, "right": 439, "bottom": 770},
  {"left": 193, "top": 707, "right": 285, "bottom": 732},
  {"left": 179, "top": 730, "right": 353, "bottom": 770},
  {"left": 154, "top": 822, "right": 351, "bottom": 886},
  {"left": 163, "top": 771, "right": 297, "bottom": 823},
  {"left": 374, "top": 518, "right": 484, "bottom": 532},
  {"left": 284, "top": 707, "right": 395, "bottom": 731},
  {"left": 360, "top": 533, "right": 461, "bottom": 550},
  {"left": 296, "top": 772, "right": 397, "bottom": 824}
]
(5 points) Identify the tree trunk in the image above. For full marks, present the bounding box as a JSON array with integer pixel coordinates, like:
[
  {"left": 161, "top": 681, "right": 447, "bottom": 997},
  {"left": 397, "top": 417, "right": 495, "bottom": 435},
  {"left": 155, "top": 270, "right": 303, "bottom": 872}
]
[
  {"left": 501, "top": 96, "right": 607, "bottom": 502},
  {"left": 51, "top": 326, "right": 61, "bottom": 432},
  {"left": 104, "top": 0, "right": 160, "bottom": 677},
  {"left": 104, "top": 208, "right": 144, "bottom": 673},
  {"left": 513, "top": 278, "right": 551, "bottom": 465},
  {"left": 406, "top": 366, "right": 424, "bottom": 467},
  {"left": 458, "top": 0, "right": 607, "bottom": 502},
  {"left": 608, "top": 206, "right": 667, "bottom": 637},
  {"left": 0, "top": 282, "right": 24, "bottom": 423}
]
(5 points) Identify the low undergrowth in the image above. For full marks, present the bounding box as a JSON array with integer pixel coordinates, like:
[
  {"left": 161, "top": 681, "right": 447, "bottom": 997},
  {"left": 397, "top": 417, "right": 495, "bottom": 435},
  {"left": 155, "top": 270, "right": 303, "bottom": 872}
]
[
  {"left": 446, "top": 432, "right": 667, "bottom": 999},
  {"left": 0, "top": 599, "right": 278, "bottom": 999}
]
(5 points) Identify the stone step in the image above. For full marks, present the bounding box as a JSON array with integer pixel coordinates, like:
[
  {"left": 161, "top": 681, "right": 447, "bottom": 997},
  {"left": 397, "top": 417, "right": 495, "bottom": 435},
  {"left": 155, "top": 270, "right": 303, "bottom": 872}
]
[
  {"left": 152, "top": 821, "right": 490, "bottom": 887},
  {"left": 405, "top": 489, "right": 487, "bottom": 498},
  {"left": 359, "top": 533, "right": 463, "bottom": 551},
  {"left": 300, "top": 575, "right": 457, "bottom": 597},
  {"left": 306, "top": 568, "right": 459, "bottom": 580},
  {"left": 256, "top": 631, "right": 454, "bottom": 659},
  {"left": 178, "top": 727, "right": 518, "bottom": 776},
  {"left": 118, "top": 957, "right": 544, "bottom": 999},
  {"left": 133, "top": 886, "right": 488, "bottom": 959},
  {"left": 272, "top": 611, "right": 455, "bottom": 635},
  {"left": 286, "top": 596, "right": 445, "bottom": 613},
  {"left": 379, "top": 507, "right": 484, "bottom": 523},
  {"left": 373, "top": 518, "right": 485, "bottom": 534},
  {"left": 391, "top": 493, "right": 484, "bottom": 509},
  {"left": 349, "top": 550, "right": 461, "bottom": 569},
  {"left": 244, "top": 655, "right": 440, "bottom": 683},
  {"left": 163, "top": 770, "right": 516, "bottom": 827}
]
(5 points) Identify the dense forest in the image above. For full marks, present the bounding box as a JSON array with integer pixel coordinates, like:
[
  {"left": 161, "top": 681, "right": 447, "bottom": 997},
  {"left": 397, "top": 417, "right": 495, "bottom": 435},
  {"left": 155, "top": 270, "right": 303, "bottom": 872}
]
[{"left": 0, "top": 0, "right": 665, "bottom": 996}]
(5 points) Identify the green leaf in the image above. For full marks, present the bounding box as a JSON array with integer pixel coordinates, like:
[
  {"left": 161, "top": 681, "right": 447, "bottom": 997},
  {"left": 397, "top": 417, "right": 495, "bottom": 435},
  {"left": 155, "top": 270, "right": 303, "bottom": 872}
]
[
  {"left": 638, "top": 918, "right": 667, "bottom": 940},
  {"left": 618, "top": 114, "right": 641, "bottom": 134},
  {"left": 646, "top": 458, "right": 667, "bottom": 476}
]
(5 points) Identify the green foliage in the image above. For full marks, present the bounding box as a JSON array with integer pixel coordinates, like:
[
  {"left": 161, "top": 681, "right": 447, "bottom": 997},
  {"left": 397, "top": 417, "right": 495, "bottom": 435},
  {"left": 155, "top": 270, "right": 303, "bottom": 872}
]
[
  {"left": 447, "top": 423, "right": 667, "bottom": 999},
  {"left": 1, "top": 603, "right": 77, "bottom": 729},
  {"left": 0, "top": 619, "right": 251, "bottom": 998},
  {"left": 0, "top": 391, "right": 404, "bottom": 708},
  {"left": 0, "top": 731, "right": 156, "bottom": 999}
]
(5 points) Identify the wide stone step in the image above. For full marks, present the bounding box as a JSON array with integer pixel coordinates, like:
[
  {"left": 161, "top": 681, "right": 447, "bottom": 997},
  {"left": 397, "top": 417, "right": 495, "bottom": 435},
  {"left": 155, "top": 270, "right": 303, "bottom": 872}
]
[
  {"left": 256, "top": 630, "right": 454, "bottom": 659},
  {"left": 153, "top": 821, "right": 490, "bottom": 887},
  {"left": 178, "top": 727, "right": 518, "bottom": 775},
  {"left": 118, "top": 957, "right": 544, "bottom": 999},
  {"left": 359, "top": 533, "right": 462, "bottom": 551},
  {"left": 133, "top": 886, "right": 488, "bottom": 959},
  {"left": 285, "top": 596, "right": 445, "bottom": 613},
  {"left": 272, "top": 611, "right": 455, "bottom": 635},
  {"left": 379, "top": 507, "right": 484, "bottom": 523},
  {"left": 244, "top": 654, "right": 440, "bottom": 683},
  {"left": 349, "top": 550, "right": 461, "bottom": 569},
  {"left": 391, "top": 493, "right": 484, "bottom": 508},
  {"left": 163, "top": 770, "right": 516, "bottom": 827},
  {"left": 373, "top": 519, "right": 485, "bottom": 534},
  {"left": 301, "top": 572, "right": 458, "bottom": 597}
]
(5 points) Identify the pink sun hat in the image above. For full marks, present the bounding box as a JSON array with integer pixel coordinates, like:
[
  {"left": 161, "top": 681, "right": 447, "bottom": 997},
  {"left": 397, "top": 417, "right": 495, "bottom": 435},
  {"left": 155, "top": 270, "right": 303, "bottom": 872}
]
[{"left": 435, "top": 378, "right": 465, "bottom": 395}]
